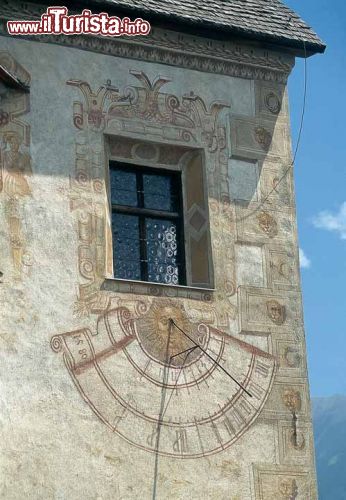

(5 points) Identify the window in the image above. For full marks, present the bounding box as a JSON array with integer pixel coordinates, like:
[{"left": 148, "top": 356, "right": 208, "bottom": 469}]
[{"left": 110, "top": 161, "right": 186, "bottom": 285}]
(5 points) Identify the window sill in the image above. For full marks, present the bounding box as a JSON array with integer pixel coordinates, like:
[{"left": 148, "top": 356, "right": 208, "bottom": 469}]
[{"left": 101, "top": 277, "right": 215, "bottom": 302}]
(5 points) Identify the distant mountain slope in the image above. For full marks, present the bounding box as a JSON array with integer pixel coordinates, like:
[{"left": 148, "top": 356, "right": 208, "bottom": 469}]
[{"left": 313, "top": 395, "right": 346, "bottom": 500}]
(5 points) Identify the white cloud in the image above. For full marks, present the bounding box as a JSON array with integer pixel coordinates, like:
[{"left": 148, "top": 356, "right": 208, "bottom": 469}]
[
  {"left": 299, "top": 248, "right": 311, "bottom": 269},
  {"left": 313, "top": 202, "right": 346, "bottom": 240}
]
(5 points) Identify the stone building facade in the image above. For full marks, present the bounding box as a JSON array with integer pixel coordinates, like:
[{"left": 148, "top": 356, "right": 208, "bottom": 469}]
[{"left": 0, "top": 1, "right": 325, "bottom": 499}]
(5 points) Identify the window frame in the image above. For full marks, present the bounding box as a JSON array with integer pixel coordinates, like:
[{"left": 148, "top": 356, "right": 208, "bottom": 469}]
[{"left": 109, "top": 160, "right": 187, "bottom": 286}]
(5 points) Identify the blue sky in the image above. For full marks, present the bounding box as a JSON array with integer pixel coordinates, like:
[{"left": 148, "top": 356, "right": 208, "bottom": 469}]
[{"left": 285, "top": 0, "right": 346, "bottom": 397}]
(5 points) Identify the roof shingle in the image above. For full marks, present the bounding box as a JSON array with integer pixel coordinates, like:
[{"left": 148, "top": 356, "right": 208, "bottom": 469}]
[{"left": 86, "top": 0, "right": 326, "bottom": 54}]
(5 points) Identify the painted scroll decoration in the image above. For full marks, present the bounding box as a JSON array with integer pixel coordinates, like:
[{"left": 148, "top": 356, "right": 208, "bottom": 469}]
[
  {"left": 52, "top": 299, "right": 276, "bottom": 458},
  {"left": 0, "top": 51, "right": 32, "bottom": 279},
  {"left": 65, "top": 70, "right": 234, "bottom": 322},
  {"left": 52, "top": 70, "right": 274, "bottom": 458}
]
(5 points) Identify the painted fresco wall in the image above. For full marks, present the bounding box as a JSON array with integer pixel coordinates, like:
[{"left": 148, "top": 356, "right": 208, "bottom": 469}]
[{"left": 0, "top": 12, "right": 317, "bottom": 500}]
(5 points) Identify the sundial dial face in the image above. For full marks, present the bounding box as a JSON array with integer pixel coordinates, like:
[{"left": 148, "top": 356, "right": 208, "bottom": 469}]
[
  {"left": 51, "top": 300, "right": 276, "bottom": 458},
  {"left": 135, "top": 302, "right": 207, "bottom": 367}
]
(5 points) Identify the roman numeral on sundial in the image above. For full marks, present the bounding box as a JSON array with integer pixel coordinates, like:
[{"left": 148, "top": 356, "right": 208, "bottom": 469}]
[
  {"left": 254, "top": 359, "right": 271, "bottom": 378},
  {"left": 172, "top": 428, "right": 189, "bottom": 454}
]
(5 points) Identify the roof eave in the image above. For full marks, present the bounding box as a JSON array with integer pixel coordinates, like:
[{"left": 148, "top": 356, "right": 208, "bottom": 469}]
[
  {"left": 147, "top": 15, "right": 327, "bottom": 57},
  {"left": 41, "top": 0, "right": 327, "bottom": 57},
  {"left": 217, "top": 26, "right": 326, "bottom": 57},
  {"left": 0, "top": 65, "right": 30, "bottom": 92}
]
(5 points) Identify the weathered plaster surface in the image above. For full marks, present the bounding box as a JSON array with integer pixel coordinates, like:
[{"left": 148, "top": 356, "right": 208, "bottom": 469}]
[{"left": 0, "top": 25, "right": 317, "bottom": 500}]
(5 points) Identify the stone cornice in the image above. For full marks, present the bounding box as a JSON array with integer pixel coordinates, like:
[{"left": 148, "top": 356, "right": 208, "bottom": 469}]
[{"left": 0, "top": 0, "right": 295, "bottom": 83}]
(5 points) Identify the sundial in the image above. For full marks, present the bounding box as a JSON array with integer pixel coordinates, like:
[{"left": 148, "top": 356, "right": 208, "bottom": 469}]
[{"left": 51, "top": 299, "right": 276, "bottom": 459}]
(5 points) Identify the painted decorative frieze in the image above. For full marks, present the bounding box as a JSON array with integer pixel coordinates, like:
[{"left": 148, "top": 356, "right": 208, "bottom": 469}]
[
  {"left": 0, "top": 51, "right": 32, "bottom": 279},
  {"left": 238, "top": 286, "right": 302, "bottom": 335},
  {"left": 252, "top": 463, "right": 316, "bottom": 500},
  {"left": 230, "top": 117, "right": 290, "bottom": 161},
  {"left": 64, "top": 69, "right": 232, "bottom": 319},
  {"left": 0, "top": 1, "right": 295, "bottom": 84}
]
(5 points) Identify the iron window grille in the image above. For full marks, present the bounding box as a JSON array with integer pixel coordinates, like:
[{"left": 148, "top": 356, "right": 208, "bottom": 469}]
[{"left": 110, "top": 161, "right": 186, "bottom": 286}]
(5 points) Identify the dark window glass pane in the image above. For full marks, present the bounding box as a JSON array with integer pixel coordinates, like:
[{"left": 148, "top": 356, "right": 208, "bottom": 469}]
[
  {"left": 110, "top": 168, "right": 137, "bottom": 207},
  {"left": 112, "top": 213, "right": 141, "bottom": 280},
  {"left": 143, "top": 174, "right": 178, "bottom": 212},
  {"left": 146, "top": 218, "right": 180, "bottom": 285}
]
